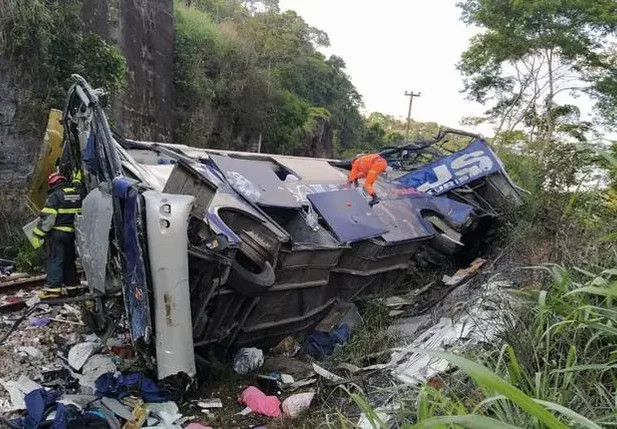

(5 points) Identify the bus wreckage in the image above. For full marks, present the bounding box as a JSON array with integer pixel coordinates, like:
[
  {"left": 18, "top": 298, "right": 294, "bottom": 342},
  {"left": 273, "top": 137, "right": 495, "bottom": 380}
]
[{"left": 28, "top": 76, "right": 522, "bottom": 381}]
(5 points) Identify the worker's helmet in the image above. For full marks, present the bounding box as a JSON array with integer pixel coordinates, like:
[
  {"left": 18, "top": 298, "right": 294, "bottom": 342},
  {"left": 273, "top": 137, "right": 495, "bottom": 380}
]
[{"left": 47, "top": 172, "right": 66, "bottom": 187}]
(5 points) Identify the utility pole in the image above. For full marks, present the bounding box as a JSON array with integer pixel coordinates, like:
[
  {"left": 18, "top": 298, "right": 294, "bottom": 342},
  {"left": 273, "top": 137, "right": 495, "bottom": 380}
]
[{"left": 404, "top": 90, "right": 421, "bottom": 141}]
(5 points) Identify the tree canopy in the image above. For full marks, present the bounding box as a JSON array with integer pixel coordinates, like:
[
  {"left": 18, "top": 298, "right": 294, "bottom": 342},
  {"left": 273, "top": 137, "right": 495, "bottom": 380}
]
[
  {"left": 458, "top": 0, "right": 617, "bottom": 147},
  {"left": 173, "top": 0, "right": 370, "bottom": 156}
]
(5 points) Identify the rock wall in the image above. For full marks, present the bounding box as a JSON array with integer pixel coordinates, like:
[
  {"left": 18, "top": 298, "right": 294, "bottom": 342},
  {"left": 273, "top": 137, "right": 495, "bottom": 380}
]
[
  {"left": 103, "top": 0, "right": 174, "bottom": 142},
  {"left": 82, "top": 0, "right": 174, "bottom": 142},
  {"left": 0, "top": 61, "right": 40, "bottom": 191},
  {"left": 0, "top": 1, "right": 174, "bottom": 184},
  {"left": 306, "top": 116, "right": 334, "bottom": 159},
  {"left": 81, "top": 0, "right": 110, "bottom": 40}
]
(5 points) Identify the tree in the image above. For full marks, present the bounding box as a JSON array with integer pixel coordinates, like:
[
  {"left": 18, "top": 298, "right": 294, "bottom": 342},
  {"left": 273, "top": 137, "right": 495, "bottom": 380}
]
[
  {"left": 458, "top": 0, "right": 617, "bottom": 148},
  {"left": 173, "top": 0, "right": 366, "bottom": 157}
]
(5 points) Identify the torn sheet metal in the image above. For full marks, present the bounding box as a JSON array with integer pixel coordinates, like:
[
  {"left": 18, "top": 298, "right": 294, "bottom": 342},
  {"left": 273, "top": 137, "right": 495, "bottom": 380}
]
[
  {"left": 209, "top": 154, "right": 301, "bottom": 208},
  {"left": 114, "top": 177, "right": 152, "bottom": 343},
  {"left": 75, "top": 188, "right": 113, "bottom": 293},
  {"left": 143, "top": 191, "right": 197, "bottom": 379},
  {"left": 443, "top": 258, "right": 487, "bottom": 286},
  {"left": 307, "top": 190, "right": 389, "bottom": 243},
  {"left": 390, "top": 280, "right": 513, "bottom": 385}
]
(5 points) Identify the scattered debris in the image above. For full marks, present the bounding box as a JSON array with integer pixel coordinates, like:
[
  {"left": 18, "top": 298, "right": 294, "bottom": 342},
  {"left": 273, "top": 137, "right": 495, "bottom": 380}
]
[
  {"left": 306, "top": 325, "right": 351, "bottom": 358},
  {"left": 256, "top": 375, "right": 280, "bottom": 395},
  {"left": 387, "top": 314, "right": 433, "bottom": 340},
  {"left": 385, "top": 296, "right": 413, "bottom": 308},
  {"left": 16, "top": 346, "right": 43, "bottom": 359},
  {"left": 335, "top": 363, "right": 361, "bottom": 374},
  {"left": 271, "top": 336, "right": 301, "bottom": 357},
  {"left": 123, "top": 400, "right": 148, "bottom": 429},
  {"left": 0, "top": 259, "right": 15, "bottom": 278},
  {"left": 30, "top": 317, "right": 52, "bottom": 327},
  {"left": 79, "top": 354, "right": 117, "bottom": 390},
  {"left": 357, "top": 403, "right": 401, "bottom": 429},
  {"left": 196, "top": 398, "right": 223, "bottom": 409},
  {"left": 261, "top": 357, "right": 313, "bottom": 379},
  {"left": 311, "top": 363, "right": 343, "bottom": 383},
  {"left": 68, "top": 342, "right": 97, "bottom": 371},
  {"left": 237, "top": 406, "right": 252, "bottom": 416},
  {"left": 282, "top": 392, "right": 315, "bottom": 418},
  {"left": 315, "top": 303, "right": 362, "bottom": 332},
  {"left": 145, "top": 401, "right": 183, "bottom": 427},
  {"left": 101, "top": 397, "right": 135, "bottom": 421},
  {"left": 108, "top": 345, "right": 135, "bottom": 359},
  {"left": 288, "top": 378, "right": 317, "bottom": 390},
  {"left": 280, "top": 374, "right": 294, "bottom": 385},
  {"left": 0, "top": 376, "right": 42, "bottom": 411},
  {"left": 239, "top": 386, "right": 281, "bottom": 418},
  {"left": 95, "top": 372, "right": 172, "bottom": 403},
  {"left": 233, "top": 347, "right": 264, "bottom": 375},
  {"left": 442, "top": 257, "right": 487, "bottom": 286},
  {"left": 390, "top": 280, "right": 513, "bottom": 384}
]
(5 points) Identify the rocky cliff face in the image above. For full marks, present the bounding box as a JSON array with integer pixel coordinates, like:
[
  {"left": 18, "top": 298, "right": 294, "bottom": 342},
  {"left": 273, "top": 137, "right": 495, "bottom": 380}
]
[
  {"left": 0, "top": 61, "right": 41, "bottom": 190},
  {"left": 117, "top": 0, "right": 174, "bottom": 142},
  {"left": 85, "top": 0, "right": 174, "bottom": 142},
  {"left": 0, "top": 0, "right": 174, "bottom": 194},
  {"left": 305, "top": 116, "right": 334, "bottom": 159}
]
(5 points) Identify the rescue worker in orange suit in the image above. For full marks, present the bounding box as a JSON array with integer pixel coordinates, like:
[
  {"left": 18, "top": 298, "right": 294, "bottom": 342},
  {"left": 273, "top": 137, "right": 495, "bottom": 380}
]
[
  {"left": 32, "top": 170, "right": 83, "bottom": 292},
  {"left": 347, "top": 153, "right": 388, "bottom": 206}
]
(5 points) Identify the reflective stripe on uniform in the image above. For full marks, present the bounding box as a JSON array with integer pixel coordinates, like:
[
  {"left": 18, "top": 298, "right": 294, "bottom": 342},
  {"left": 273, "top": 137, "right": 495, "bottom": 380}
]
[
  {"left": 62, "top": 187, "right": 76, "bottom": 193},
  {"left": 33, "top": 227, "right": 47, "bottom": 237},
  {"left": 41, "top": 207, "right": 58, "bottom": 215},
  {"left": 53, "top": 226, "right": 74, "bottom": 233},
  {"left": 58, "top": 208, "right": 82, "bottom": 214}
]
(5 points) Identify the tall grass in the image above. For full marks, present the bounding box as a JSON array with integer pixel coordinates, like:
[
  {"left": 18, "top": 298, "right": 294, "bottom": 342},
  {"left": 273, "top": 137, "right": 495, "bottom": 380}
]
[
  {"left": 344, "top": 149, "right": 617, "bottom": 428},
  {"left": 346, "top": 268, "right": 617, "bottom": 428}
]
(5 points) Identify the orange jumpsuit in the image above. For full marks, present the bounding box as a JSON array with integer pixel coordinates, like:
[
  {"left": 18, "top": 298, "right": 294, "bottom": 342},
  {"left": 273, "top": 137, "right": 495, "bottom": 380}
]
[{"left": 347, "top": 153, "right": 388, "bottom": 197}]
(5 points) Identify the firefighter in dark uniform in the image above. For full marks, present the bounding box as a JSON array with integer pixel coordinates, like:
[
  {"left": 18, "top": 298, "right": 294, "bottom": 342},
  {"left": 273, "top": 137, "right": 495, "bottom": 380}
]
[{"left": 32, "top": 171, "right": 83, "bottom": 289}]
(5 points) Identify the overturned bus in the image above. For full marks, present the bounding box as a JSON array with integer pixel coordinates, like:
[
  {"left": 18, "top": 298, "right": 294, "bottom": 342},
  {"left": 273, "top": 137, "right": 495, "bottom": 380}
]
[{"left": 30, "top": 75, "right": 521, "bottom": 380}]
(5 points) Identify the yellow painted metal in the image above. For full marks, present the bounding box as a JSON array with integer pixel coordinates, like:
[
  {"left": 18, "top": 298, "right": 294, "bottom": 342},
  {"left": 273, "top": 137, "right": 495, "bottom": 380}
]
[{"left": 26, "top": 109, "right": 64, "bottom": 214}]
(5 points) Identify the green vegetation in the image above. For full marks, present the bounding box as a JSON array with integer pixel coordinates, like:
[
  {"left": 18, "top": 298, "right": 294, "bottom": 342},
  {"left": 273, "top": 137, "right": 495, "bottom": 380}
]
[
  {"left": 458, "top": 0, "right": 617, "bottom": 149},
  {"left": 5, "top": 0, "right": 617, "bottom": 424},
  {"left": 334, "top": 146, "right": 617, "bottom": 428},
  {"left": 0, "top": 0, "right": 126, "bottom": 126},
  {"left": 173, "top": 0, "right": 430, "bottom": 156},
  {"left": 331, "top": 0, "right": 617, "bottom": 427},
  {"left": 173, "top": 0, "right": 368, "bottom": 155},
  {"left": 0, "top": 0, "right": 126, "bottom": 250}
]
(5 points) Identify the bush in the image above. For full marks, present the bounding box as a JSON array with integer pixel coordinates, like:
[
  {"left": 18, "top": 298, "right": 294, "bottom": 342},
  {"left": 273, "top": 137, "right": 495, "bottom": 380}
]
[
  {"left": 0, "top": 0, "right": 126, "bottom": 122},
  {"left": 343, "top": 146, "right": 617, "bottom": 427}
]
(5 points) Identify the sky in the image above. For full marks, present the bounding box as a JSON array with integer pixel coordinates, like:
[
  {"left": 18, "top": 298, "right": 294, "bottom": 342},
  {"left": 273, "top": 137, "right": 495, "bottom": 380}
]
[{"left": 277, "top": 0, "right": 489, "bottom": 133}]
